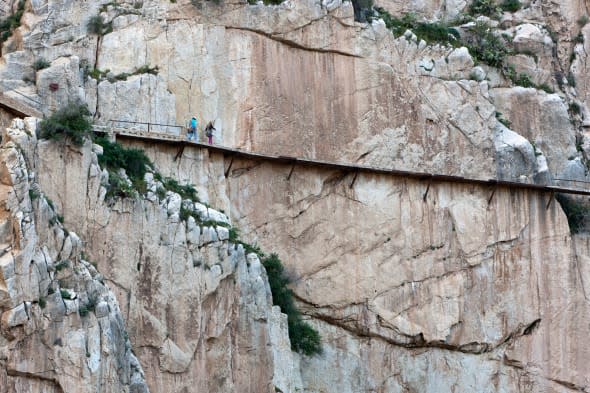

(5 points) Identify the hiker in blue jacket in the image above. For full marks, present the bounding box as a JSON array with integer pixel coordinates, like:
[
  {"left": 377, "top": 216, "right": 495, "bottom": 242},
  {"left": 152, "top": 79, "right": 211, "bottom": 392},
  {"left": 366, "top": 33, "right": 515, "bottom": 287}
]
[{"left": 188, "top": 116, "right": 197, "bottom": 141}]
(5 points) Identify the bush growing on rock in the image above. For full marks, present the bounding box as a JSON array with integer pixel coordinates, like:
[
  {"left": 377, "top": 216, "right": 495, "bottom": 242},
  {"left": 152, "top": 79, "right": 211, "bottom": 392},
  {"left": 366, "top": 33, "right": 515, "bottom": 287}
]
[
  {"left": 464, "top": 21, "right": 510, "bottom": 67},
  {"left": 32, "top": 58, "right": 50, "bottom": 71},
  {"left": 262, "top": 253, "right": 322, "bottom": 356},
  {"left": 375, "top": 9, "right": 460, "bottom": 46},
  {"left": 469, "top": 0, "right": 498, "bottom": 17},
  {"left": 500, "top": 0, "right": 521, "bottom": 13},
  {"left": 87, "top": 15, "right": 112, "bottom": 35},
  {"left": 93, "top": 137, "right": 153, "bottom": 198},
  {"left": 0, "top": 0, "right": 25, "bottom": 43},
  {"left": 38, "top": 103, "right": 92, "bottom": 146}
]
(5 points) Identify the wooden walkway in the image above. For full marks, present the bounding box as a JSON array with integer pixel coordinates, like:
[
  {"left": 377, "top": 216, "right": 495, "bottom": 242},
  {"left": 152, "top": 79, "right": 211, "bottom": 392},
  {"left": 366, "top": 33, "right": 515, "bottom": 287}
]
[
  {"left": 96, "top": 124, "right": 590, "bottom": 198},
  {"left": 2, "top": 92, "right": 586, "bottom": 198}
]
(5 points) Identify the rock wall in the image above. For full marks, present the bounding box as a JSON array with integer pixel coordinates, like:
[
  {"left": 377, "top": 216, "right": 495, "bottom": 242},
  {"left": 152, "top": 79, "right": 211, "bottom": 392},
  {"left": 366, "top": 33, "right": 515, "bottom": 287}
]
[
  {"left": 126, "top": 139, "right": 590, "bottom": 392},
  {"left": 0, "top": 119, "right": 149, "bottom": 392},
  {"left": 0, "top": 0, "right": 561, "bottom": 180},
  {"left": 30, "top": 127, "right": 300, "bottom": 392},
  {"left": 2, "top": 0, "right": 590, "bottom": 391}
]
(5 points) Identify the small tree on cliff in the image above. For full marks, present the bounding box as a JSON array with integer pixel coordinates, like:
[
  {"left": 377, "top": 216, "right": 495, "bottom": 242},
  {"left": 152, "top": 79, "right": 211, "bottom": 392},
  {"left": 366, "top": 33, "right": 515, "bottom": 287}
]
[
  {"left": 38, "top": 102, "right": 92, "bottom": 146},
  {"left": 262, "top": 253, "right": 322, "bottom": 356}
]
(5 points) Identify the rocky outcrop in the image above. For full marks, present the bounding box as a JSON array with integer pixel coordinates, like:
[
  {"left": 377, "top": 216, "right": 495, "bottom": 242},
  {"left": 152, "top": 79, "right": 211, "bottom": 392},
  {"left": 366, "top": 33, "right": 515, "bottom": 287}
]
[
  {"left": 0, "top": 118, "right": 149, "bottom": 392},
  {"left": 114, "top": 138, "right": 588, "bottom": 392},
  {"left": 25, "top": 123, "right": 300, "bottom": 393},
  {"left": 2, "top": 0, "right": 590, "bottom": 391},
  {"left": 1, "top": 0, "right": 588, "bottom": 183}
]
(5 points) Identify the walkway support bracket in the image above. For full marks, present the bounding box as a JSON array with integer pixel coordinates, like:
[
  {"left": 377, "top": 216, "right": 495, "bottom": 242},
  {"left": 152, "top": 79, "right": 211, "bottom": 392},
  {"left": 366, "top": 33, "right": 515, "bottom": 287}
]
[
  {"left": 225, "top": 156, "right": 235, "bottom": 178},
  {"left": 423, "top": 180, "right": 431, "bottom": 202},
  {"left": 487, "top": 187, "right": 496, "bottom": 207},
  {"left": 546, "top": 191, "right": 555, "bottom": 210},
  {"left": 287, "top": 163, "right": 296, "bottom": 181},
  {"left": 174, "top": 145, "right": 185, "bottom": 162},
  {"left": 349, "top": 171, "right": 359, "bottom": 189}
]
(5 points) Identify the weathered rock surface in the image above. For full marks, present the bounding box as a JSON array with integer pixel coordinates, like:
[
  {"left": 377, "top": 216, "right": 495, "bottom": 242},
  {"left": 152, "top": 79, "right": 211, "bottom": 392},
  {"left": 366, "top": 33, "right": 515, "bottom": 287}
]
[
  {"left": 1, "top": 0, "right": 588, "bottom": 183},
  {"left": 121, "top": 139, "right": 590, "bottom": 393},
  {"left": 491, "top": 87, "right": 578, "bottom": 178},
  {"left": 1, "top": 0, "right": 590, "bottom": 392},
  {"left": 0, "top": 119, "right": 149, "bottom": 393},
  {"left": 31, "top": 125, "right": 300, "bottom": 393}
]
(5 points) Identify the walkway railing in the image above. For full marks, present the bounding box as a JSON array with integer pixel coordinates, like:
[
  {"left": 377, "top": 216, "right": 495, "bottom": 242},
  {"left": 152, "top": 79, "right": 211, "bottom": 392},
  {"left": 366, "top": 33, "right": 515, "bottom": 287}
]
[
  {"left": 94, "top": 119, "right": 184, "bottom": 141},
  {"left": 91, "top": 120, "right": 590, "bottom": 198},
  {"left": 108, "top": 119, "right": 184, "bottom": 135},
  {"left": 2, "top": 88, "right": 586, "bottom": 200}
]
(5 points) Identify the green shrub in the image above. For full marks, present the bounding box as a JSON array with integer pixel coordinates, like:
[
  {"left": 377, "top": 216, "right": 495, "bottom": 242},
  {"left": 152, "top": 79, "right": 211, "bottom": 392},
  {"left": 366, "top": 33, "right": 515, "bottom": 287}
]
[
  {"left": 556, "top": 194, "right": 589, "bottom": 233},
  {"left": 240, "top": 241, "right": 264, "bottom": 256},
  {"left": 570, "top": 102, "right": 581, "bottom": 115},
  {"left": 87, "top": 15, "right": 112, "bottom": 35},
  {"left": 500, "top": 0, "right": 521, "bottom": 12},
  {"left": 574, "top": 32, "right": 585, "bottom": 44},
  {"left": 60, "top": 289, "right": 73, "bottom": 300},
  {"left": 229, "top": 227, "right": 239, "bottom": 243},
  {"left": 567, "top": 72, "right": 576, "bottom": 87},
  {"left": 154, "top": 173, "right": 199, "bottom": 202},
  {"left": 262, "top": 253, "right": 321, "bottom": 356},
  {"left": 45, "top": 197, "right": 55, "bottom": 210},
  {"left": 105, "top": 169, "right": 140, "bottom": 199},
  {"left": 156, "top": 187, "right": 167, "bottom": 200},
  {"left": 38, "top": 103, "right": 92, "bottom": 146},
  {"left": 39, "top": 297, "right": 46, "bottom": 309},
  {"left": 465, "top": 22, "right": 511, "bottom": 67},
  {"left": 469, "top": 0, "right": 497, "bottom": 16},
  {"left": 495, "top": 111, "right": 511, "bottom": 128},
  {"left": 29, "top": 189, "right": 40, "bottom": 200},
  {"left": 537, "top": 83, "right": 554, "bottom": 94},
  {"left": 179, "top": 204, "right": 193, "bottom": 221},
  {"left": 33, "top": 58, "right": 51, "bottom": 71},
  {"left": 94, "top": 137, "right": 152, "bottom": 198},
  {"left": 0, "top": 0, "right": 25, "bottom": 43},
  {"left": 79, "top": 305, "right": 90, "bottom": 317},
  {"left": 135, "top": 64, "right": 159, "bottom": 75},
  {"left": 513, "top": 72, "right": 535, "bottom": 88},
  {"left": 351, "top": 0, "right": 374, "bottom": 22},
  {"left": 578, "top": 15, "right": 589, "bottom": 27},
  {"left": 375, "top": 9, "right": 459, "bottom": 46},
  {"left": 54, "top": 260, "right": 70, "bottom": 271},
  {"left": 79, "top": 297, "right": 97, "bottom": 317}
]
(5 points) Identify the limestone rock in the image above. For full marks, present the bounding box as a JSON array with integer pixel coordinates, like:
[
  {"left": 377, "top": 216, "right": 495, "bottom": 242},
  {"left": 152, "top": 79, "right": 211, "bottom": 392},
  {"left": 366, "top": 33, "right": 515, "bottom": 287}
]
[
  {"left": 31, "top": 122, "right": 298, "bottom": 393},
  {"left": 494, "top": 122, "right": 539, "bottom": 182},
  {"left": 491, "top": 87, "right": 577, "bottom": 177},
  {"left": 0, "top": 119, "right": 149, "bottom": 393}
]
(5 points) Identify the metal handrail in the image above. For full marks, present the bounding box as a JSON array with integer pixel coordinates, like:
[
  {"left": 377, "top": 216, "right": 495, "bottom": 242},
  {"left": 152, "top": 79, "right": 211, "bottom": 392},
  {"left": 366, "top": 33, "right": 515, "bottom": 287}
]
[
  {"left": 109, "top": 119, "right": 184, "bottom": 133},
  {"left": 554, "top": 178, "right": 590, "bottom": 185}
]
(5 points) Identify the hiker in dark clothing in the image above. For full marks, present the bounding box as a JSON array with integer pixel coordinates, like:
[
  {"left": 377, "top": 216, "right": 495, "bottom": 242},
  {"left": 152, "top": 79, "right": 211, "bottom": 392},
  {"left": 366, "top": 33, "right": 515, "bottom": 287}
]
[{"left": 205, "top": 121, "right": 215, "bottom": 144}]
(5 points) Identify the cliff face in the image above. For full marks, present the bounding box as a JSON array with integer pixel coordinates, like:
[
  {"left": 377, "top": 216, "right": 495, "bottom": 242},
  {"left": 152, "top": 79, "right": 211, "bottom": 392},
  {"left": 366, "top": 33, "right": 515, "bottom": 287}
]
[
  {"left": 0, "top": 117, "right": 301, "bottom": 393},
  {"left": 129, "top": 139, "right": 588, "bottom": 392},
  {"left": 2, "top": 0, "right": 590, "bottom": 392},
  {"left": 0, "top": 119, "right": 149, "bottom": 392}
]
